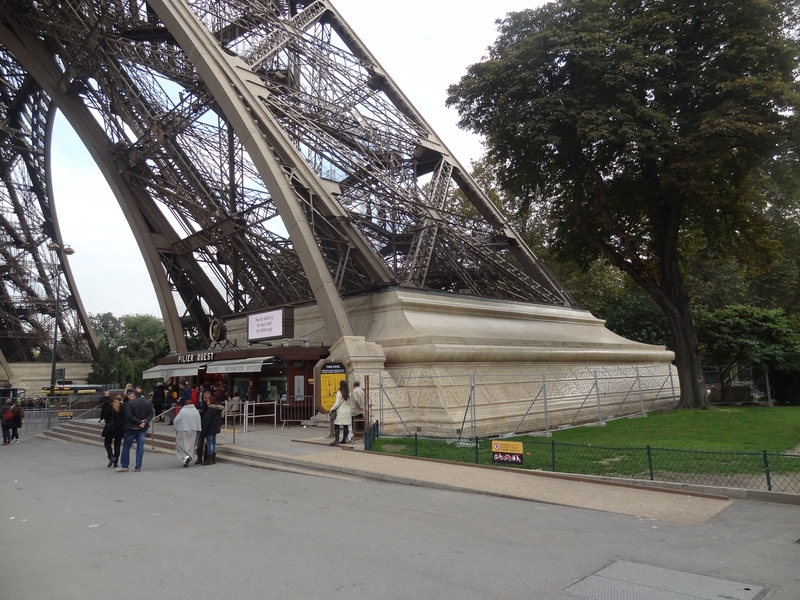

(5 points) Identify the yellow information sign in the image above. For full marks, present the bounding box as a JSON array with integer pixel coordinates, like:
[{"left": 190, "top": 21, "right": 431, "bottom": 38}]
[
  {"left": 491, "top": 440, "right": 524, "bottom": 465},
  {"left": 491, "top": 440, "right": 523, "bottom": 454},
  {"left": 57, "top": 411, "right": 74, "bottom": 421},
  {"left": 319, "top": 362, "right": 347, "bottom": 412}
]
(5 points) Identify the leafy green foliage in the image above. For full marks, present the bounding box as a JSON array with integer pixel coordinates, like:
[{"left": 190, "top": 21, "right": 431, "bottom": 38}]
[
  {"left": 447, "top": 0, "right": 800, "bottom": 408},
  {"left": 695, "top": 305, "right": 800, "bottom": 372},
  {"left": 87, "top": 313, "right": 168, "bottom": 386}
]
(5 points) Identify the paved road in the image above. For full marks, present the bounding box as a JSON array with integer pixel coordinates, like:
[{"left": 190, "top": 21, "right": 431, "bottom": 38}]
[{"left": 1, "top": 437, "right": 798, "bottom": 599}]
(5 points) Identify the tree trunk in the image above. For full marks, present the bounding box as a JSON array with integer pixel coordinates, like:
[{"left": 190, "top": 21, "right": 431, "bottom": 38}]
[{"left": 659, "top": 297, "right": 710, "bottom": 409}]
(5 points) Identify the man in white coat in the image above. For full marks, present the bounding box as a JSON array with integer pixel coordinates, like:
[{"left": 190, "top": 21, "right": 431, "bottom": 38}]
[{"left": 173, "top": 402, "right": 201, "bottom": 467}]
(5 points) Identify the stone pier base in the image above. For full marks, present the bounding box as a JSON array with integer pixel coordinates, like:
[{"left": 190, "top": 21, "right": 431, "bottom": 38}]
[{"left": 301, "top": 289, "right": 677, "bottom": 437}]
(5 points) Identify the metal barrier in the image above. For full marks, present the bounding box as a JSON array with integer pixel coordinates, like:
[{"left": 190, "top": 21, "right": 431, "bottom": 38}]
[
  {"left": 364, "top": 364, "right": 680, "bottom": 437},
  {"left": 367, "top": 433, "right": 800, "bottom": 494},
  {"left": 22, "top": 403, "right": 102, "bottom": 435},
  {"left": 276, "top": 395, "right": 316, "bottom": 429},
  {"left": 241, "top": 400, "right": 276, "bottom": 432}
]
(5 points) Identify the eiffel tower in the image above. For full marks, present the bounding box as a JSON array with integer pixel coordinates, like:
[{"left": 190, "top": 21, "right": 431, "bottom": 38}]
[
  {"left": 0, "top": 49, "right": 97, "bottom": 382},
  {"left": 0, "top": 1, "right": 674, "bottom": 433}
]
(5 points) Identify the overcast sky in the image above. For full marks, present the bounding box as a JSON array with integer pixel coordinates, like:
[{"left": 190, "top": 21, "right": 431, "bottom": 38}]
[{"left": 51, "top": 0, "right": 544, "bottom": 318}]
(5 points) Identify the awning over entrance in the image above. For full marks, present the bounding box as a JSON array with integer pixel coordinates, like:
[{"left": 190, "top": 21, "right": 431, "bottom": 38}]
[
  {"left": 170, "top": 364, "right": 208, "bottom": 378},
  {"left": 141, "top": 363, "right": 208, "bottom": 380},
  {"left": 205, "top": 357, "right": 273, "bottom": 374},
  {"left": 141, "top": 365, "right": 172, "bottom": 380}
]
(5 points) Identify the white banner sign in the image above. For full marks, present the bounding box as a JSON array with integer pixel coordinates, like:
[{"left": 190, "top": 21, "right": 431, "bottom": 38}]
[
  {"left": 206, "top": 362, "right": 264, "bottom": 374},
  {"left": 248, "top": 309, "right": 283, "bottom": 341}
]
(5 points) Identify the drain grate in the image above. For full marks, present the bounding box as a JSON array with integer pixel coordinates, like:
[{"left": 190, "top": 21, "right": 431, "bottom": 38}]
[{"left": 562, "top": 560, "right": 768, "bottom": 600}]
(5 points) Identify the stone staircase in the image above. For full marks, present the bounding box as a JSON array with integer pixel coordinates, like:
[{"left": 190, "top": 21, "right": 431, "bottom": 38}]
[
  {"left": 38, "top": 419, "right": 336, "bottom": 476},
  {"left": 41, "top": 420, "right": 176, "bottom": 452}
]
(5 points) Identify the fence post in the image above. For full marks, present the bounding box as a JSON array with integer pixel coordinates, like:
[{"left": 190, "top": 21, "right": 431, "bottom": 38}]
[
  {"left": 551, "top": 438, "right": 556, "bottom": 472},
  {"left": 669, "top": 365, "right": 677, "bottom": 406},
  {"left": 764, "top": 367, "right": 773, "bottom": 407},
  {"left": 414, "top": 432, "right": 418, "bottom": 457},
  {"left": 475, "top": 435, "right": 479, "bottom": 465},
  {"left": 636, "top": 366, "right": 644, "bottom": 415},
  {"left": 470, "top": 373, "right": 477, "bottom": 439},
  {"left": 594, "top": 371, "right": 604, "bottom": 423},
  {"left": 762, "top": 451, "right": 772, "bottom": 491},
  {"left": 646, "top": 445, "right": 654, "bottom": 480},
  {"left": 379, "top": 371, "right": 384, "bottom": 434},
  {"left": 542, "top": 374, "right": 550, "bottom": 435}
]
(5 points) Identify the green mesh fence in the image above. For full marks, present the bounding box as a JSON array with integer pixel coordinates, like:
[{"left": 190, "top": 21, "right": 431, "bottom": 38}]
[{"left": 367, "top": 433, "right": 800, "bottom": 494}]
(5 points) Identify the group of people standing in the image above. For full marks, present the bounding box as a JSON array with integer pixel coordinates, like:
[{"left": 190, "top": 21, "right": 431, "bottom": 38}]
[
  {"left": 329, "top": 379, "right": 365, "bottom": 446},
  {"left": 1, "top": 398, "right": 24, "bottom": 445},
  {"left": 95, "top": 377, "right": 364, "bottom": 468},
  {"left": 99, "top": 381, "right": 227, "bottom": 471}
]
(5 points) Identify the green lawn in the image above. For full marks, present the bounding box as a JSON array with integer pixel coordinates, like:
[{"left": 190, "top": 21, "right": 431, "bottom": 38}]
[
  {"left": 369, "top": 407, "right": 800, "bottom": 487},
  {"left": 544, "top": 406, "right": 800, "bottom": 453}
]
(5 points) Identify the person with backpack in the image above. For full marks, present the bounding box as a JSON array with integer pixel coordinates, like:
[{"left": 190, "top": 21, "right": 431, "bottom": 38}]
[{"left": 2, "top": 399, "right": 14, "bottom": 445}]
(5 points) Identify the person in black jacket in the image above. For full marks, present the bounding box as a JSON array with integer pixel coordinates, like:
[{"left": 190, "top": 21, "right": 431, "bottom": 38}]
[
  {"left": 152, "top": 382, "right": 166, "bottom": 422},
  {"left": 201, "top": 395, "right": 223, "bottom": 465},
  {"left": 194, "top": 390, "right": 210, "bottom": 465},
  {"left": 116, "top": 389, "right": 154, "bottom": 473},
  {"left": 7, "top": 402, "right": 24, "bottom": 443},
  {"left": 101, "top": 395, "right": 126, "bottom": 467},
  {"left": 1, "top": 398, "right": 13, "bottom": 445}
]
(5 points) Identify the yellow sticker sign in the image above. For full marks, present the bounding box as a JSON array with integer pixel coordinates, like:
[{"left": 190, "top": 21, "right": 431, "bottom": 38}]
[
  {"left": 491, "top": 440, "right": 523, "bottom": 454},
  {"left": 491, "top": 440, "right": 524, "bottom": 465}
]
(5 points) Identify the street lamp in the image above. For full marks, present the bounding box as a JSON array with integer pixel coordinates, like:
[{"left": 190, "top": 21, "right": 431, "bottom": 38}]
[{"left": 47, "top": 241, "right": 75, "bottom": 398}]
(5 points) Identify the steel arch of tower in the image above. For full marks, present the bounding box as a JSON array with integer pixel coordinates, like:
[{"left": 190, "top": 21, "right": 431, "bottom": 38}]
[
  {"left": 0, "top": 49, "right": 97, "bottom": 369},
  {"left": 0, "top": 0, "right": 574, "bottom": 352}
]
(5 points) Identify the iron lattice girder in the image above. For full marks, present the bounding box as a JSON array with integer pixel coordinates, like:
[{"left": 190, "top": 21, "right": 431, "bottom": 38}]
[
  {"left": 0, "top": 51, "right": 96, "bottom": 362},
  {"left": 0, "top": 0, "right": 573, "bottom": 352}
]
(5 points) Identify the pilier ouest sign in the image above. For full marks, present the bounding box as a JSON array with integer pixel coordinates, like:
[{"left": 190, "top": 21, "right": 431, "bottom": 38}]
[{"left": 177, "top": 352, "right": 216, "bottom": 364}]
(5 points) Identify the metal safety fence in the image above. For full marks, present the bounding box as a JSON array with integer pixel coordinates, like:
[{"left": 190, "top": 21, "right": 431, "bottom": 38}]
[
  {"left": 366, "top": 432, "right": 800, "bottom": 494},
  {"left": 22, "top": 405, "right": 102, "bottom": 436},
  {"left": 357, "top": 364, "right": 679, "bottom": 437}
]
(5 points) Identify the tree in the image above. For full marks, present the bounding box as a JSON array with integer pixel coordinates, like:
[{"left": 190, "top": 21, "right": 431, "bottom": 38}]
[
  {"left": 447, "top": 0, "right": 800, "bottom": 408},
  {"left": 695, "top": 305, "right": 800, "bottom": 373},
  {"left": 90, "top": 312, "right": 124, "bottom": 348},
  {"left": 87, "top": 313, "right": 169, "bottom": 386}
]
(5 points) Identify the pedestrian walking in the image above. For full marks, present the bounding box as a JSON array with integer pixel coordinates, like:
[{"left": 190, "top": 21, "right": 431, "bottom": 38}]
[
  {"left": 328, "top": 380, "right": 351, "bottom": 446},
  {"left": 101, "top": 395, "right": 126, "bottom": 467},
  {"left": 173, "top": 402, "right": 201, "bottom": 467},
  {"left": 117, "top": 388, "right": 154, "bottom": 473},
  {"left": 1, "top": 398, "right": 13, "bottom": 445},
  {"left": 201, "top": 393, "right": 223, "bottom": 465}
]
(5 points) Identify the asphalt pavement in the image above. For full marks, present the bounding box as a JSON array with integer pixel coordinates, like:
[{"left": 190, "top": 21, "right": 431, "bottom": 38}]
[{"left": 2, "top": 424, "right": 798, "bottom": 599}]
